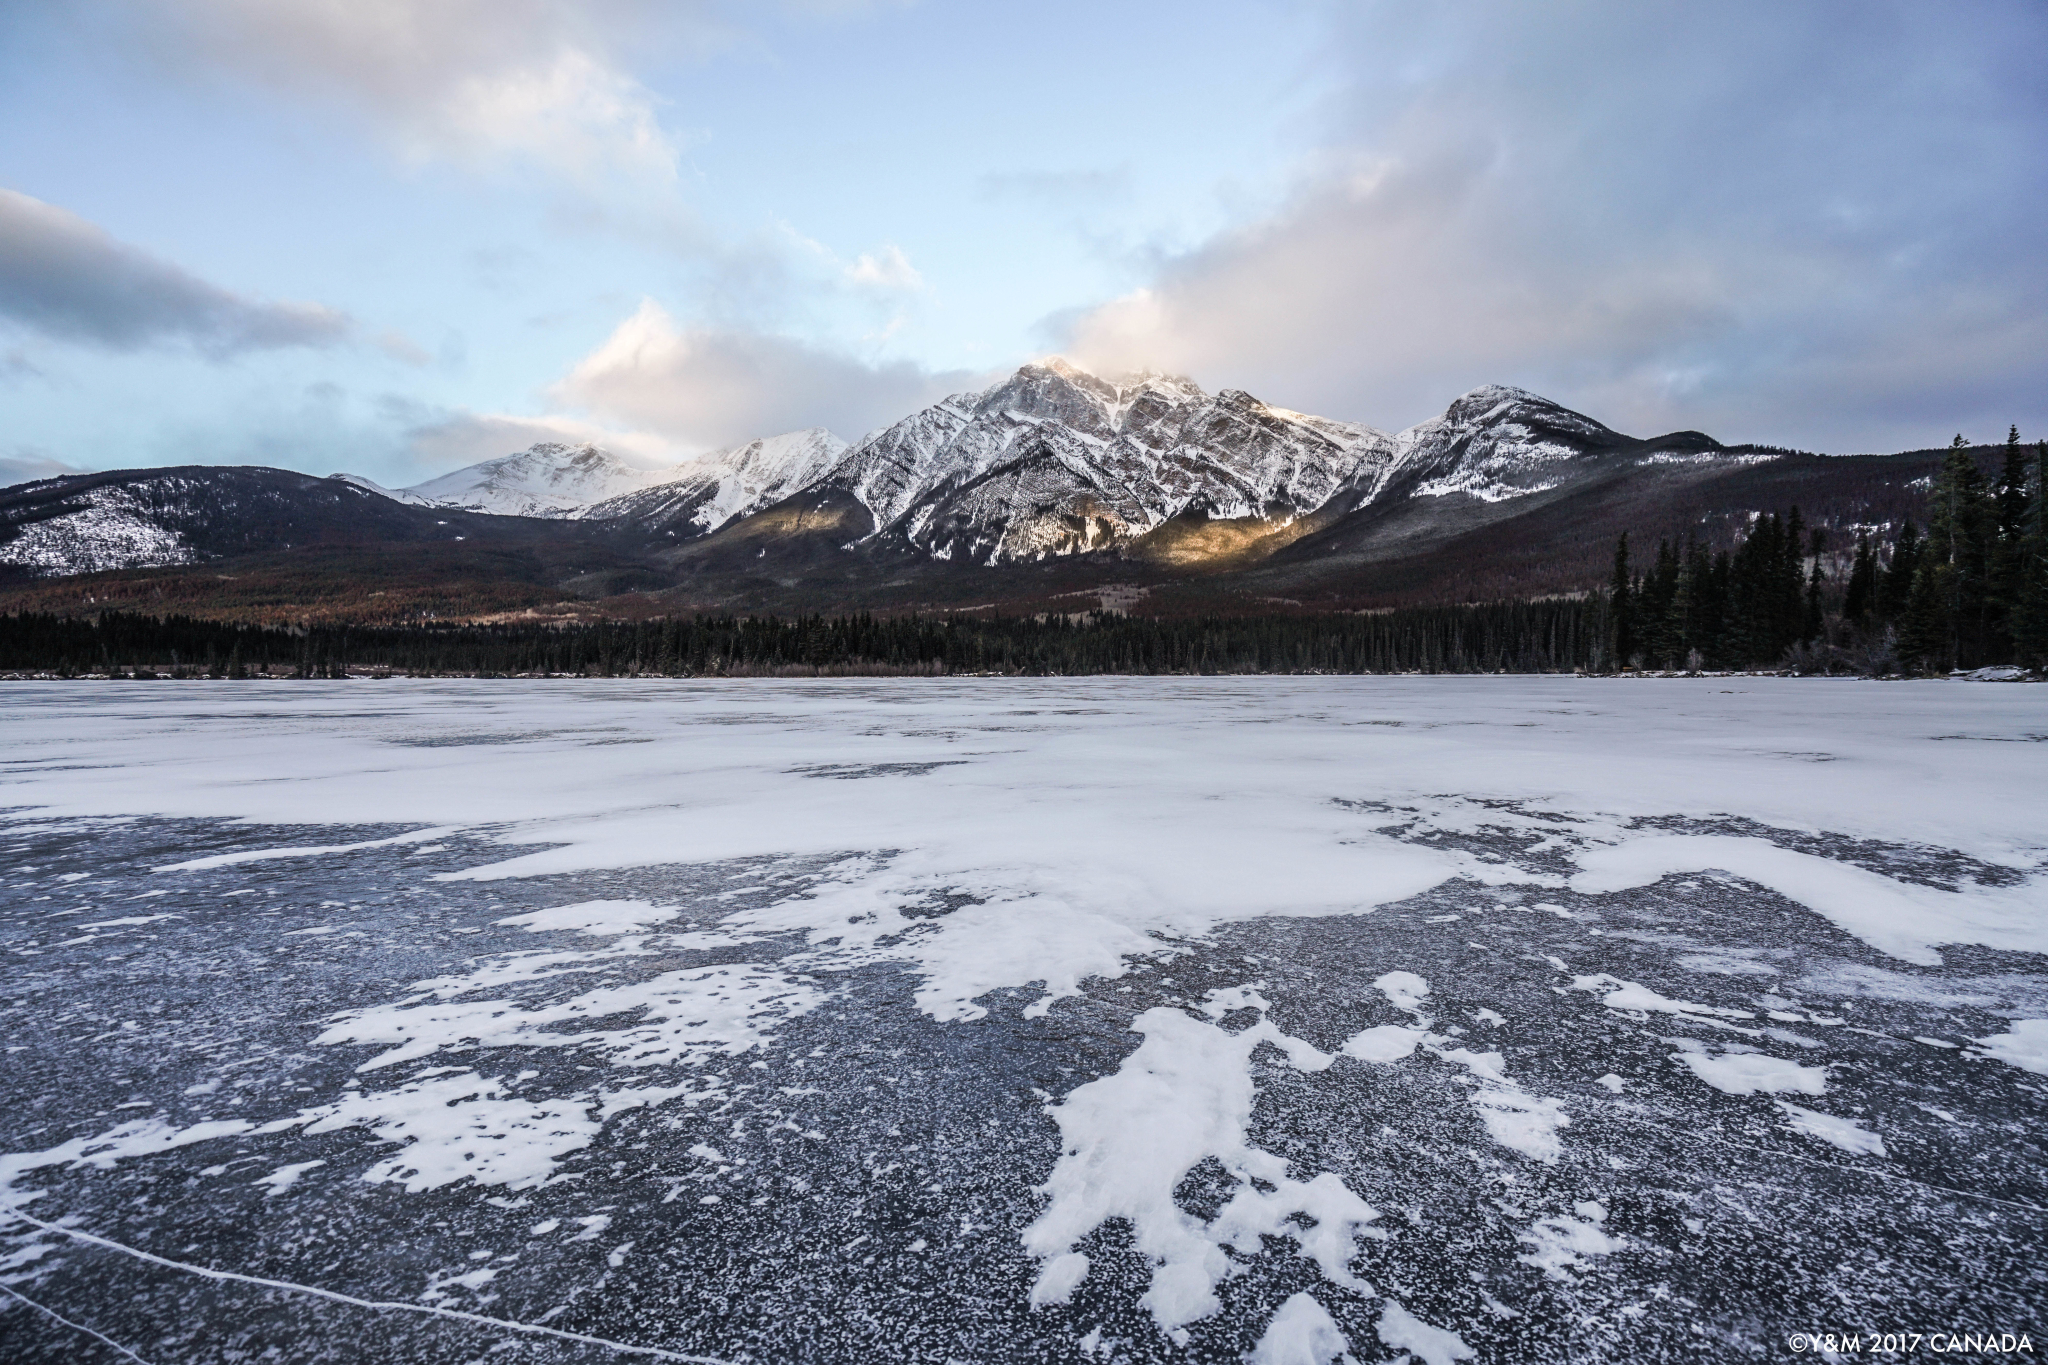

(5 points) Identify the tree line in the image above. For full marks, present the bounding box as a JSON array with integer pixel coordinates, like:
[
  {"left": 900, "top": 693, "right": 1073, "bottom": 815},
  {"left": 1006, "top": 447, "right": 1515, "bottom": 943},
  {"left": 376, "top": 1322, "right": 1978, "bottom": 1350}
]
[
  {"left": 3, "top": 599, "right": 1607, "bottom": 677},
  {"left": 1606, "top": 429, "right": 2048, "bottom": 672}
]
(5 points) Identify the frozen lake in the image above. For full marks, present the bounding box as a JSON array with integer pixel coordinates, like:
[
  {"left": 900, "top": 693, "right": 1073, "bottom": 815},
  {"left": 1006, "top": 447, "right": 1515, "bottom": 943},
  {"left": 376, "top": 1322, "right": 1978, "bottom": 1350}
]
[{"left": 1, "top": 677, "right": 2043, "bottom": 1363}]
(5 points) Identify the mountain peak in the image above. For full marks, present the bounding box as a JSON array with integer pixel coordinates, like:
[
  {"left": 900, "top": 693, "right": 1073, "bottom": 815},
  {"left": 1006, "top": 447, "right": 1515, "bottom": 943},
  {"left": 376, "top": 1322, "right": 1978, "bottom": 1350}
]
[
  {"left": 405, "top": 440, "right": 651, "bottom": 518},
  {"left": 1031, "top": 355, "right": 1096, "bottom": 381}
]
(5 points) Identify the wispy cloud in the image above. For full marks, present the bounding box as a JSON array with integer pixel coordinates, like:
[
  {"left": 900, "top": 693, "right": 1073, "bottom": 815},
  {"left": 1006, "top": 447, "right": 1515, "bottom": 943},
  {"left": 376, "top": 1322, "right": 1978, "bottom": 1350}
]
[
  {"left": 0, "top": 448, "right": 89, "bottom": 487},
  {"left": 0, "top": 189, "right": 349, "bottom": 356}
]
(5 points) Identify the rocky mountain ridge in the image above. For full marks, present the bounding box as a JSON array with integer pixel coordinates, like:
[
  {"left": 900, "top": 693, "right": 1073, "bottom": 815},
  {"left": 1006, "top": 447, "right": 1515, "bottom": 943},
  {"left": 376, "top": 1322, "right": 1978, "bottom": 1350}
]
[
  {"left": 346, "top": 359, "right": 1687, "bottom": 569},
  {"left": 5, "top": 360, "right": 1935, "bottom": 621}
]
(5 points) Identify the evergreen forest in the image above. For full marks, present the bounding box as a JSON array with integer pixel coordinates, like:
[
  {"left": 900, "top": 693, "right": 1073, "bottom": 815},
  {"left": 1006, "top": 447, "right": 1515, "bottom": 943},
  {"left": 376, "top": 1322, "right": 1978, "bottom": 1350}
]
[{"left": 1606, "top": 431, "right": 2048, "bottom": 673}]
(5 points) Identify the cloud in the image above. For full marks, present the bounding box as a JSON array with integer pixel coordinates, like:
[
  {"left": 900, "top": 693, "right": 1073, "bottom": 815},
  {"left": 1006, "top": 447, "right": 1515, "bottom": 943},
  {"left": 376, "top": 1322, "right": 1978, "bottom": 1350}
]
[
  {"left": 845, "top": 245, "right": 923, "bottom": 292},
  {"left": 374, "top": 330, "right": 433, "bottom": 366},
  {"left": 0, "top": 449, "right": 89, "bottom": 488},
  {"left": 1061, "top": 1, "right": 2048, "bottom": 451},
  {"left": 122, "top": 0, "right": 697, "bottom": 183},
  {"left": 399, "top": 406, "right": 675, "bottom": 471},
  {"left": 553, "top": 298, "right": 982, "bottom": 449},
  {"left": 0, "top": 189, "right": 349, "bottom": 356}
]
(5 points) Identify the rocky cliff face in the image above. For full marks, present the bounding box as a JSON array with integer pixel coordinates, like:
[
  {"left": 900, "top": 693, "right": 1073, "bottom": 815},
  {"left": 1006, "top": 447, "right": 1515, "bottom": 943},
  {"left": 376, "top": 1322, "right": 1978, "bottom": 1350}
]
[{"left": 824, "top": 358, "right": 1399, "bottom": 564}]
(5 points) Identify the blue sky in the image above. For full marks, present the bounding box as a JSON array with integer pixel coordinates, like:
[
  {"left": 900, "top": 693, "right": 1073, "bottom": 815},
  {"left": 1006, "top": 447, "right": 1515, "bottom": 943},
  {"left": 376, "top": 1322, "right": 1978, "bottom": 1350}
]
[{"left": 3, "top": 1, "right": 2044, "bottom": 487}]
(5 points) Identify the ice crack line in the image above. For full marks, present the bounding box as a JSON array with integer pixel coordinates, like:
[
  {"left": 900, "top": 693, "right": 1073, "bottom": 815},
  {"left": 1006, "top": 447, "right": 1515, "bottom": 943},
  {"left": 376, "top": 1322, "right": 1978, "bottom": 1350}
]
[
  {"left": 0, "top": 1210, "right": 729, "bottom": 1363},
  {"left": 0, "top": 1281, "right": 156, "bottom": 1365}
]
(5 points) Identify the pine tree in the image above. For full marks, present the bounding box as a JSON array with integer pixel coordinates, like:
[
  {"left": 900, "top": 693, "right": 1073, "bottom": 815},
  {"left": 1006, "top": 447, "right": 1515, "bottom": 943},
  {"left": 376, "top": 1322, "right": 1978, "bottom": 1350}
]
[
  {"left": 1608, "top": 532, "right": 1634, "bottom": 670},
  {"left": 1782, "top": 507, "right": 1808, "bottom": 650},
  {"left": 1639, "top": 538, "right": 1682, "bottom": 667},
  {"left": 1804, "top": 557, "right": 1824, "bottom": 642},
  {"left": 1899, "top": 560, "right": 1950, "bottom": 672},
  {"left": 1990, "top": 425, "right": 2031, "bottom": 655},
  {"left": 1926, "top": 434, "right": 1996, "bottom": 665},
  {"left": 1880, "top": 520, "right": 1921, "bottom": 620},
  {"left": 2015, "top": 441, "right": 2048, "bottom": 668},
  {"left": 1843, "top": 535, "right": 1877, "bottom": 621}
]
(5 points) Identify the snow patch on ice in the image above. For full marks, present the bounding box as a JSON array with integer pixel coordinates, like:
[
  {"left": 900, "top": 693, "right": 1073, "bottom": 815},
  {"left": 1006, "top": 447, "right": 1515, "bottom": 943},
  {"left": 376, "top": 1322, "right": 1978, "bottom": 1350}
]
[
  {"left": 1337, "top": 973, "right": 1568, "bottom": 1162},
  {"left": 1516, "top": 1200, "right": 1622, "bottom": 1280},
  {"left": 1376, "top": 1298, "right": 1475, "bottom": 1365},
  {"left": 292, "top": 1072, "right": 602, "bottom": 1192},
  {"left": 157, "top": 825, "right": 462, "bottom": 873},
  {"left": 317, "top": 959, "right": 820, "bottom": 1073},
  {"left": 1969, "top": 1019, "right": 2048, "bottom": 1075},
  {"left": 1776, "top": 1103, "right": 1886, "bottom": 1156},
  {"left": 1023, "top": 1001, "right": 1380, "bottom": 1331},
  {"left": 253, "top": 1159, "right": 325, "bottom": 1196},
  {"left": 1374, "top": 970, "right": 1432, "bottom": 1017},
  {"left": 1670, "top": 1042, "right": 1827, "bottom": 1096},
  {"left": 1, "top": 1116, "right": 256, "bottom": 1209},
  {"left": 1570, "top": 834, "right": 2048, "bottom": 967},
  {"left": 1570, "top": 973, "right": 1755, "bottom": 1022},
  {"left": 494, "top": 899, "right": 679, "bottom": 935},
  {"left": 1340, "top": 1025, "right": 1425, "bottom": 1063},
  {"left": 1250, "top": 1291, "right": 1355, "bottom": 1365}
]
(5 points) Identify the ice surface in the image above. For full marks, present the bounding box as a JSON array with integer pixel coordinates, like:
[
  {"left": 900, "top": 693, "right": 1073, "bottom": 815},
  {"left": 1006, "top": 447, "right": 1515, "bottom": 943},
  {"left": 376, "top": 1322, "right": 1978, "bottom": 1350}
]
[
  {"left": 9, "top": 680, "right": 2041, "bottom": 1011},
  {"left": 1, "top": 677, "right": 2043, "bottom": 1362}
]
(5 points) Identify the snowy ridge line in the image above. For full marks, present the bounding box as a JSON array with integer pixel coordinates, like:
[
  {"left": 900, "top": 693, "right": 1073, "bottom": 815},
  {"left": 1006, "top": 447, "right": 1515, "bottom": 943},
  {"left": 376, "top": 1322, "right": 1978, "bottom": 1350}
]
[
  {"left": 0, "top": 1282, "right": 156, "bottom": 1365},
  {"left": 0, "top": 1210, "right": 730, "bottom": 1363},
  {"left": 1589, "top": 1109, "right": 2047, "bottom": 1215}
]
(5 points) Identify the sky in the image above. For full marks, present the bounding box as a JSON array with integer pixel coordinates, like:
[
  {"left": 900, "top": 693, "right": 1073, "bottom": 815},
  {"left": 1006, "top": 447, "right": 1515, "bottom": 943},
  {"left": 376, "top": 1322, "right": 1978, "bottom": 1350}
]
[{"left": 2, "top": 0, "right": 2044, "bottom": 489}]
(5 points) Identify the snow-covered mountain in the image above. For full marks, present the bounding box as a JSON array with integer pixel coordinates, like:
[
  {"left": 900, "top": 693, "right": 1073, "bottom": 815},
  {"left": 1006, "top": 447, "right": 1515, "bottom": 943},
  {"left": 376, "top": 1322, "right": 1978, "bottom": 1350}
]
[
  {"left": 361, "top": 367, "right": 1715, "bottom": 560},
  {"left": 1380, "top": 385, "right": 1691, "bottom": 505},
  {"left": 0, "top": 365, "right": 1792, "bottom": 586},
  {"left": 581, "top": 429, "right": 848, "bottom": 534},
  {"left": 0, "top": 466, "right": 509, "bottom": 580},
  {"left": 402, "top": 442, "right": 658, "bottom": 518},
  {"left": 823, "top": 358, "right": 1398, "bottom": 564},
  {"left": 0, "top": 479, "right": 200, "bottom": 575}
]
